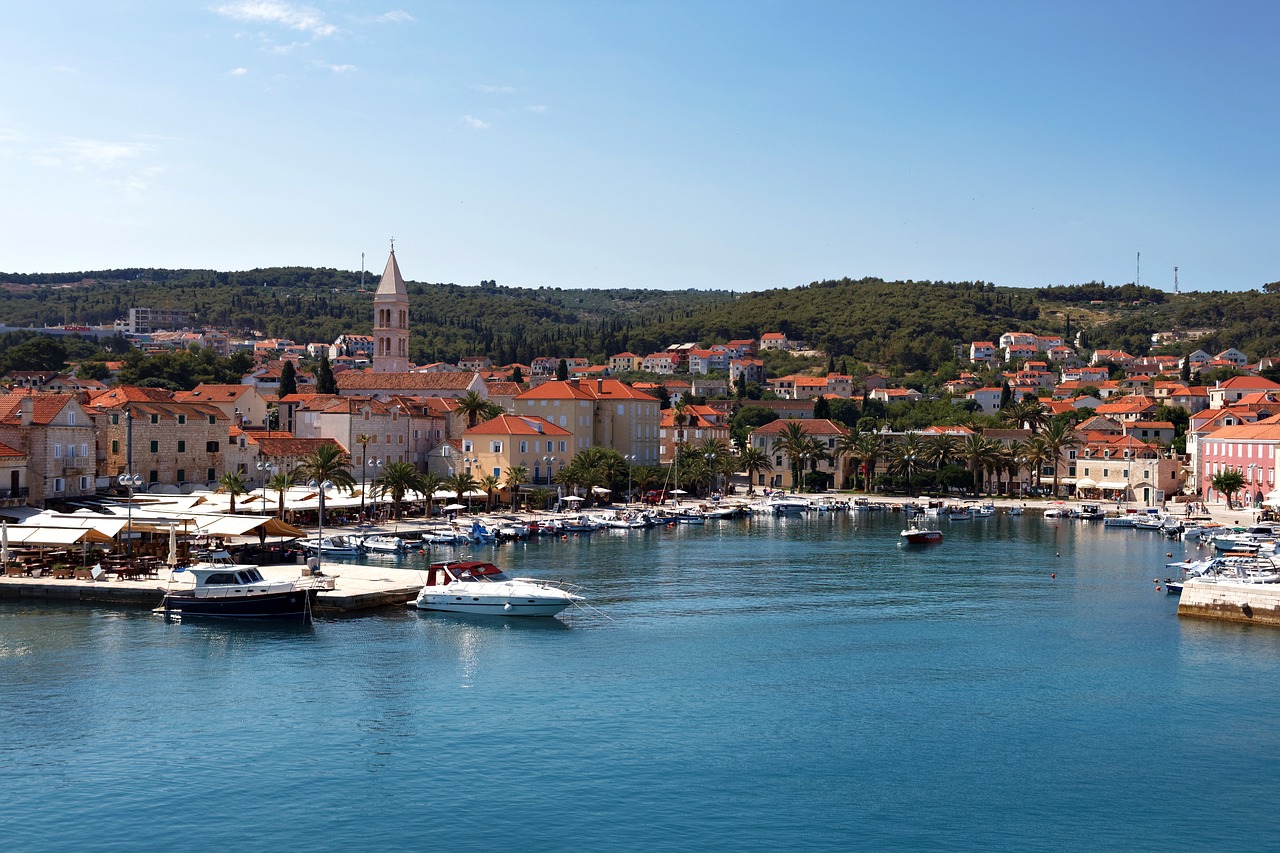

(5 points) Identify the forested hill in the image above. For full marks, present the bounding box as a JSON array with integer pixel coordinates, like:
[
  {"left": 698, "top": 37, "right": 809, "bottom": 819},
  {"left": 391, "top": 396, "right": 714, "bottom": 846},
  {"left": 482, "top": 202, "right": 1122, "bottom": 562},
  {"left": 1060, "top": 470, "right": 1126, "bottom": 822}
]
[{"left": 2, "top": 267, "right": 1279, "bottom": 370}]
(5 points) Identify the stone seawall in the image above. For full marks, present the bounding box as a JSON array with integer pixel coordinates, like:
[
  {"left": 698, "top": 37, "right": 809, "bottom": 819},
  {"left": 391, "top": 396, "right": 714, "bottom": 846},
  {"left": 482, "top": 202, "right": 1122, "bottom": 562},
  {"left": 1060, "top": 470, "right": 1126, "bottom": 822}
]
[{"left": 1178, "top": 580, "right": 1280, "bottom": 627}]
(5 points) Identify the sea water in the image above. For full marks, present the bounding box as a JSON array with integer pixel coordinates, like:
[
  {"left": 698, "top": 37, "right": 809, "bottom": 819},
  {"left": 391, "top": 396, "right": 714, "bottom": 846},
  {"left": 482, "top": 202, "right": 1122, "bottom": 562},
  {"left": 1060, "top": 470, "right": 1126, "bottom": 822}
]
[{"left": 3, "top": 512, "right": 1279, "bottom": 852}]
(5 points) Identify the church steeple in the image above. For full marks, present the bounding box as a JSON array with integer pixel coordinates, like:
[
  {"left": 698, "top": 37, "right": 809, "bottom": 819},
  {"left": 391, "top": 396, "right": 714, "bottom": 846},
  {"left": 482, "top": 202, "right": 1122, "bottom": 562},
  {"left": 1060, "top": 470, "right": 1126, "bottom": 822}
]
[{"left": 372, "top": 240, "right": 411, "bottom": 373}]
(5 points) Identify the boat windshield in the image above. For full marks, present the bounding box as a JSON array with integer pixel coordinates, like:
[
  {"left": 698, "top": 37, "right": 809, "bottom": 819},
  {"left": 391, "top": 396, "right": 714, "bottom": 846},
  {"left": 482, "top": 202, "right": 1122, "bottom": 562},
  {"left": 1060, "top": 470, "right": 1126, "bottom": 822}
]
[
  {"left": 453, "top": 565, "right": 508, "bottom": 582},
  {"left": 236, "top": 569, "right": 265, "bottom": 584}
]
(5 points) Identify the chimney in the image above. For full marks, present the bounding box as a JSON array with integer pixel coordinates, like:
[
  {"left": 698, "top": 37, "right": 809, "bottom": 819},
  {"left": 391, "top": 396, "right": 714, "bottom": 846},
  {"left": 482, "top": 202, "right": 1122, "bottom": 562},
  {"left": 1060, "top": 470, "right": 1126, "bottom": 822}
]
[
  {"left": 19, "top": 396, "right": 34, "bottom": 426},
  {"left": 597, "top": 378, "right": 604, "bottom": 394}
]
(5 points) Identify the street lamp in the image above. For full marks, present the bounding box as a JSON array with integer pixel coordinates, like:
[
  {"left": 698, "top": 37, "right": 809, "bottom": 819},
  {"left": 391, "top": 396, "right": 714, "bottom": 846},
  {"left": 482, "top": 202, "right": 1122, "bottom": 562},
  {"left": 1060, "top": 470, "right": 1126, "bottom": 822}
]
[
  {"left": 625, "top": 454, "right": 636, "bottom": 505},
  {"left": 307, "top": 479, "right": 334, "bottom": 574},
  {"left": 360, "top": 455, "right": 382, "bottom": 523},
  {"left": 796, "top": 453, "right": 810, "bottom": 493},
  {"left": 117, "top": 472, "right": 143, "bottom": 556}
]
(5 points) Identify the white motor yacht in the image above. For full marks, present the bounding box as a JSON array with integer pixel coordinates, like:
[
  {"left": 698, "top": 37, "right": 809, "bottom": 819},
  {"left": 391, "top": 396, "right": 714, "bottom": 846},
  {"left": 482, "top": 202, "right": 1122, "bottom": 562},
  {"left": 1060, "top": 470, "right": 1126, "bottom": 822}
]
[
  {"left": 410, "top": 560, "right": 583, "bottom": 617},
  {"left": 301, "top": 535, "right": 361, "bottom": 556}
]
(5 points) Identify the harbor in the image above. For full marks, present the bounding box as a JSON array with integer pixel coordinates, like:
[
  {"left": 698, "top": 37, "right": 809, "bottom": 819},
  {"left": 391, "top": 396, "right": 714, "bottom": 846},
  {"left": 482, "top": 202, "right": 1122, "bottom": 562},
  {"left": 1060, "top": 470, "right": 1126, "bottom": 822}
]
[{"left": 6, "top": 507, "right": 1280, "bottom": 852}]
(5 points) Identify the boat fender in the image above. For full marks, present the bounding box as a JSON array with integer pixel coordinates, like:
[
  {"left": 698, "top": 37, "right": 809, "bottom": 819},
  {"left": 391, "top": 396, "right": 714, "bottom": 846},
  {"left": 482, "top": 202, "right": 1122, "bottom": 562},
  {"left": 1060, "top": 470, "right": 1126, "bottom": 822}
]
[{"left": 503, "top": 602, "right": 512, "bottom": 611}]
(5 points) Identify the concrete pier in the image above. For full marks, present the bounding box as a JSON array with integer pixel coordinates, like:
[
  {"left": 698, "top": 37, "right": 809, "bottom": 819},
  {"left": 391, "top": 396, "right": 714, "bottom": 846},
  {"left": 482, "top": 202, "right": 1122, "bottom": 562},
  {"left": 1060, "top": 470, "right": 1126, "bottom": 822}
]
[
  {"left": 0, "top": 563, "right": 430, "bottom": 615},
  {"left": 1178, "top": 579, "right": 1280, "bottom": 627}
]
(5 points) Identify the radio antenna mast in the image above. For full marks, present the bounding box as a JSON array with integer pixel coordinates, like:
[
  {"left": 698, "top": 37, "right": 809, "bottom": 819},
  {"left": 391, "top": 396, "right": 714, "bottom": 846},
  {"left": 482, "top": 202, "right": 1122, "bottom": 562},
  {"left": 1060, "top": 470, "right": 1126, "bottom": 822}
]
[
  {"left": 1136, "top": 252, "right": 1141, "bottom": 288},
  {"left": 1173, "top": 266, "right": 1179, "bottom": 294}
]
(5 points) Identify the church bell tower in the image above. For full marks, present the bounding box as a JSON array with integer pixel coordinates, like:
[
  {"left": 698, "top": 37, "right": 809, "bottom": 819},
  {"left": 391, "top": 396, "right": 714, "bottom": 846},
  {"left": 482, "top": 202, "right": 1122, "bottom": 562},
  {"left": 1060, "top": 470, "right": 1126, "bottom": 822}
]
[{"left": 372, "top": 241, "right": 411, "bottom": 373}]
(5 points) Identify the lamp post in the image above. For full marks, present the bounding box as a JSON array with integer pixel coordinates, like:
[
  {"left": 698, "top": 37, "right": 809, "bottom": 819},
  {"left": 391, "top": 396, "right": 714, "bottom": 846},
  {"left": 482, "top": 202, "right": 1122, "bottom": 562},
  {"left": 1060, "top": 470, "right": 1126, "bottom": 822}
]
[
  {"left": 360, "top": 455, "right": 382, "bottom": 523},
  {"left": 307, "top": 479, "right": 334, "bottom": 573},
  {"left": 796, "top": 453, "right": 809, "bottom": 493},
  {"left": 118, "top": 472, "right": 143, "bottom": 556},
  {"left": 255, "top": 459, "right": 274, "bottom": 501},
  {"left": 466, "top": 458, "right": 480, "bottom": 511},
  {"left": 625, "top": 454, "right": 636, "bottom": 505}
]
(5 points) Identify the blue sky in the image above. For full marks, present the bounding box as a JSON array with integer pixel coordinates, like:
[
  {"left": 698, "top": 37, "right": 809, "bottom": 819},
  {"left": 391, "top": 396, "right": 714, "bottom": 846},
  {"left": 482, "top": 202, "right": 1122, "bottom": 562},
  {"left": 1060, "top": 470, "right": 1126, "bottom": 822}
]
[{"left": 2, "top": 1, "right": 1276, "bottom": 292}]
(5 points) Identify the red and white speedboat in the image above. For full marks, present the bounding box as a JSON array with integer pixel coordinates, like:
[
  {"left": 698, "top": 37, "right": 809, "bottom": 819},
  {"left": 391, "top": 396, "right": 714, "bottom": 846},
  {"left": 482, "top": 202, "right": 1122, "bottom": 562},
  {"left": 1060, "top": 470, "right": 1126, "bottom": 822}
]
[
  {"left": 411, "top": 560, "right": 583, "bottom": 617},
  {"left": 900, "top": 525, "right": 943, "bottom": 545}
]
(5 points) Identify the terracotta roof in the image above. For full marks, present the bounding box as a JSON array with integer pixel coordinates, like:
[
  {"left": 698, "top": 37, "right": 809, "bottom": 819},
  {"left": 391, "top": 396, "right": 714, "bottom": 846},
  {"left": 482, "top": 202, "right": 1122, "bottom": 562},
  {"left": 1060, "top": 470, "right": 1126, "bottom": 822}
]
[
  {"left": 0, "top": 392, "right": 74, "bottom": 426},
  {"left": 0, "top": 441, "right": 25, "bottom": 458},
  {"left": 174, "top": 384, "right": 257, "bottom": 403},
  {"left": 1217, "top": 376, "right": 1280, "bottom": 389},
  {"left": 463, "top": 415, "right": 572, "bottom": 437},
  {"left": 257, "top": 437, "right": 346, "bottom": 456},
  {"left": 516, "top": 378, "right": 657, "bottom": 403},
  {"left": 336, "top": 371, "right": 479, "bottom": 391},
  {"left": 750, "top": 418, "right": 849, "bottom": 436},
  {"left": 484, "top": 382, "right": 524, "bottom": 397},
  {"left": 86, "top": 386, "right": 175, "bottom": 406}
]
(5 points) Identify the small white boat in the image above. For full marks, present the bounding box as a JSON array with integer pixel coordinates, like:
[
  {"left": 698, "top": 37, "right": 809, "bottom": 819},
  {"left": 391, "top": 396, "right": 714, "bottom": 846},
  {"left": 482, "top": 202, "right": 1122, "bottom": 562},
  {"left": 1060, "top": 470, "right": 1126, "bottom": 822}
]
[
  {"left": 410, "top": 560, "right": 583, "bottom": 617},
  {"left": 1007, "top": 505, "right": 1025, "bottom": 516},
  {"left": 301, "top": 535, "right": 361, "bottom": 556},
  {"left": 360, "top": 534, "right": 406, "bottom": 553}
]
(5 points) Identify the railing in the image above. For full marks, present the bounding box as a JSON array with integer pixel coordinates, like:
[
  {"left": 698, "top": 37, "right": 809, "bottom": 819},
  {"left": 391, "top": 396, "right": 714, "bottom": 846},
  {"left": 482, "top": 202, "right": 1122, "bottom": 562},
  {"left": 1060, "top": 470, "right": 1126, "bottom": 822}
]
[{"left": 0, "top": 487, "right": 29, "bottom": 499}]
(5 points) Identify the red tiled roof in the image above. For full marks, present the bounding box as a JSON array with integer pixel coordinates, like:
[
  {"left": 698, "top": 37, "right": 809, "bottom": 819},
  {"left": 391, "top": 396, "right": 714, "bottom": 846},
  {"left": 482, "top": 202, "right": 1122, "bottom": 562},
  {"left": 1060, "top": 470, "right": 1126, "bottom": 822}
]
[{"left": 463, "top": 415, "right": 572, "bottom": 437}]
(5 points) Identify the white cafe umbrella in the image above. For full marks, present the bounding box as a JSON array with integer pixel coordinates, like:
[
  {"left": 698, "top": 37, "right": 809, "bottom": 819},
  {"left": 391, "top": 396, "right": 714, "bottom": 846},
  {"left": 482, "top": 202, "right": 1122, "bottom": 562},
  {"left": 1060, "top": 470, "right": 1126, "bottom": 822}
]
[
  {"left": 561, "top": 495, "right": 585, "bottom": 503},
  {"left": 167, "top": 522, "right": 178, "bottom": 566},
  {"left": 1, "top": 520, "right": 8, "bottom": 567},
  {"left": 1264, "top": 489, "right": 1280, "bottom": 508},
  {"left": 442, "top": 503, "right": 467, "bottom": 512},
  {"left": 669, "top": 489, "right": 688, "bottom": 495}
]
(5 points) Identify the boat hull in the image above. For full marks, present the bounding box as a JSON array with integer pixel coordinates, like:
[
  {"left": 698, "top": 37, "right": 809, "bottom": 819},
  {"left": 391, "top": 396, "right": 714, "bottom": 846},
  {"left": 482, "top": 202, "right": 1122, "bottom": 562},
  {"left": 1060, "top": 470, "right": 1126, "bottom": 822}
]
[
  {"left": 412, "top": 595, "right": 572, "bottom": 617},
  {"left": 160, "top": 589, "right": 317, "bottom": 621},
  {"left": 901, "top": 530, "right": 943, "bottom": 544}
]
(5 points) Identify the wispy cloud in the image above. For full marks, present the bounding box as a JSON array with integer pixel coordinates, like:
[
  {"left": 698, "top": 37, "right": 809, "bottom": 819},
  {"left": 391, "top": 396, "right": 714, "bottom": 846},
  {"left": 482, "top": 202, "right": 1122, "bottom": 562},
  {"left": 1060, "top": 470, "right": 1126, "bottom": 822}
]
[
  {"left": 477, "top": 84, "right": 516, "bottom": 94},
  {"left": 50, "top": 65, "right": 77, "bottom": 74},
  {"left": 213, "top": 1, "right": 337, "bottom": 37},
  {"left": 461, "top": 115, "right": 490, "bottom": 130},
  {"left": 228, "top": 66, "right": 250, "bottom": 77},
  {"left": 371, "top": 10, "right": 414, "bottom": 24},
  {"left": 316, "top": 62, "right": 356, "bottom": 74},
  {"left": 60, "top": 138, "right": 155, "bottom": 170},
  {"left": 526, "top": 104, "right": 547, "bottom": 113}
]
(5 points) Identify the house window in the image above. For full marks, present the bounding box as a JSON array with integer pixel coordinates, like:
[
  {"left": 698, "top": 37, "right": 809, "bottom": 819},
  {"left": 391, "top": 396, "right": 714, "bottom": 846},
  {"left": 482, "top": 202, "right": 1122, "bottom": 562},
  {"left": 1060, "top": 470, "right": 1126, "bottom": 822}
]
[
  {"left": 520, "top": 441, "right": 528, "bottom": 453},
  {"left": 559, "top": 441, "right": 567, "bottom": 453},
  {"left": 79, "top": 476, "right": 90, "bottom": 490},
  {"left": 547, "top": 441, "right": 554, "bottom": 453},
  {"left": 81, "top": 443, "right": 88, "bottom": 458},
  {"left": 149, "top": 470, "right": 158, "bottom": 484},
  {"left": 150, "top": 441, "right": 159, "bottom": 453},
  {"left": 491, "top": 441, "right": 503, "bottom": 453},
  {"left": 150, "top": 414, "right": 159, "bottom": 424},
  {"left": 207, "top": 468, "right": 215, "bottom": 482},
  {"left": 177, "top": 440, "right": 186, "bottom": 453},
  {"left": 177, "top": 414, "right": 186, "bottom": 425},
  {"left": 54, "top": 444, "right": 62, "bottom": 458},
  {"left": 111, "top": 413, "right": 119, "bottom": 425},
  {"left": 111, "top": 440, "right": 119, "bottom": 454},
  {"left": 209, "top": 415, "right": 216, "bottom": 425},
  {"left": 206, "top": 441, "right": 219, "bottom": 452},
  {"left": 462, "top": 441, "right": 473, "bottom": 453},
  {"left": 67, "top": 411, "right": 76, "bottom": 425},
  {"left": 176, "top": 469, "right": 186, "bottom": 483},
  {"left": 53, "top": 477, "right": 65, "bottom": 493}
]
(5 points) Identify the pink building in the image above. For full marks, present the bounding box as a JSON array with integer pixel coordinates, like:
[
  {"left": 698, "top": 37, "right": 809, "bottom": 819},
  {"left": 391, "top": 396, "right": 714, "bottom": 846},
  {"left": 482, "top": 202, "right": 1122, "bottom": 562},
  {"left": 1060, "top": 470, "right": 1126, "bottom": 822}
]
[{"left": 1199, "top": 418, "right": 1280, "bottom": 505}]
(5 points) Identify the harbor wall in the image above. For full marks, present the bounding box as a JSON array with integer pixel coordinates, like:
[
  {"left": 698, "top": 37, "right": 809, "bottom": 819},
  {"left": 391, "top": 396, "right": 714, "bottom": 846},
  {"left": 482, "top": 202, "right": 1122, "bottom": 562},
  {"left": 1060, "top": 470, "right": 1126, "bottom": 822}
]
[{"left": 1178, "top": 580, "right": 1280, "bottom": 627}]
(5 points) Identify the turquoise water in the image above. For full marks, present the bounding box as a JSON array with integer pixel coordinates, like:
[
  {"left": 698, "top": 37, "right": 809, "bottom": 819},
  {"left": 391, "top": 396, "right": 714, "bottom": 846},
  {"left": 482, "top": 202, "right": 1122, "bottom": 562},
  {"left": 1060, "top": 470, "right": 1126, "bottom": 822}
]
[{"left": 4, "top": 512, "right": 1280, "bottom": 852}]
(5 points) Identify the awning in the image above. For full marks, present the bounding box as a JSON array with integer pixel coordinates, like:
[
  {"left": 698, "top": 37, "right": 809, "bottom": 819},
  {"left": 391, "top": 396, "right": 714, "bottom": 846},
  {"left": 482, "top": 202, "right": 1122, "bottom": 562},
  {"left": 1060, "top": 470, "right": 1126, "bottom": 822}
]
[
  {"left": 1074, "top": 478, "right": 1098, "bottom": 489},
  {"left": 5, "top": 526, "right": 115, "bottom": 545},
  {"left": 184, "top": 514, "right": 306, "bottom": 539},
  {"left": 1097, "top": 481, "right": 1129, "bottom": 490}
]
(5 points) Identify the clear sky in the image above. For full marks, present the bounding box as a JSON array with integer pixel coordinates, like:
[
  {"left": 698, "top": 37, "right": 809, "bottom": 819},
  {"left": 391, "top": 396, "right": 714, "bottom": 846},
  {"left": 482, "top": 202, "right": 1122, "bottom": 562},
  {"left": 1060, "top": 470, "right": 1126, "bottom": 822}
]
[{"left": 2, "top": 1, "right": 1276, "bottom": 292}]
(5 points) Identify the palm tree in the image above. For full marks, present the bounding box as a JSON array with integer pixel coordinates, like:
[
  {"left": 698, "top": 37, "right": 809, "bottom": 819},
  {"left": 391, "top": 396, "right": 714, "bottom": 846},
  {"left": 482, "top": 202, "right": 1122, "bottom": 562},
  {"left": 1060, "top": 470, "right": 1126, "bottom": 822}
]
[
  {"left": 456, "top": 391, "right": 491, "bottom": 429},
  {"left": 1041, "top": 419, "right": 1081, "bottom": 498},
  {"left": 833, "top": 430, "right": 863, "bottom": 490},
  {"left": 479, "top": 474, "right": 502, "bottom": 511},
  {"left": 891, "top": 434, "right": 925, "bottom": 496},
  {"left": 504, "top": 465, "right": 529, "bottom": 511},
  {"left": 960, "top": 433, "right": 1000, "bottom": 496},
  {"left": 851, "top": 433, "right": 886, "bottom": 493},
  {"left": 218, "top": 470, "right": 249, "bottom": 514},
  {"left": 924, "top": 433, "right": 960, "bottom": 495},
  {"left": 737, "top": 446, "right": 772, "bottom": 493},
  {"left": 419, "top": 471, "right": 443, "bottom": 516},
  {"left": 292, "top": 442, "right": 356, "bottom": 530},
  {"left": 445, "top": 471, "right": 478, "bottom": 513},
  {"left": 372, "top": 461, "right": 426, "bottom": 520},
  {"left": 266, "top": 470, "right": 293, "bottom": 520},
  {"left": 1021, "top": 436, "right": 1051, "bottom": 494},
  {"left": 773, "top": 421, "right": 811, "bottom": 492}
]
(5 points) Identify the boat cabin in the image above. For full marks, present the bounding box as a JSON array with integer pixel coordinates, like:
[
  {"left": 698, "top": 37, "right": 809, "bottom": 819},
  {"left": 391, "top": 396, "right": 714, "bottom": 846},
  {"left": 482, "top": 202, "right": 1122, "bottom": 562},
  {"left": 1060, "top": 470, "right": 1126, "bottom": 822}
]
[{"left": 425, "top": 560, "right": 509, "bottom": 587}]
